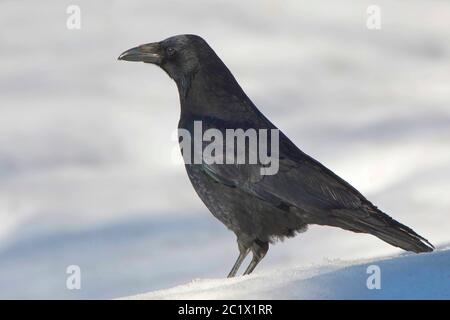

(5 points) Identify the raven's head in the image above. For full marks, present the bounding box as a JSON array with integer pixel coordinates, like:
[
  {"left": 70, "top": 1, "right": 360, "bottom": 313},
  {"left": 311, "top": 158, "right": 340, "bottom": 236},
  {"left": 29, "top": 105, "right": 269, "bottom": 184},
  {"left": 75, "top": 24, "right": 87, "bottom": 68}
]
[{"left": 119, "top": 34, "right": 212, "bottom": 81}]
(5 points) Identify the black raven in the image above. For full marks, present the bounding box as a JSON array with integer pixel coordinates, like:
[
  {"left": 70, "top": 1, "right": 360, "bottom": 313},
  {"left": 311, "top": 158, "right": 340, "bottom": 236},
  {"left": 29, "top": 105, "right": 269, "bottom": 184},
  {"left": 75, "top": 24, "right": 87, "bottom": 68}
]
[{"left": 119, "top": 34, "right": 434, "bottom": 277}]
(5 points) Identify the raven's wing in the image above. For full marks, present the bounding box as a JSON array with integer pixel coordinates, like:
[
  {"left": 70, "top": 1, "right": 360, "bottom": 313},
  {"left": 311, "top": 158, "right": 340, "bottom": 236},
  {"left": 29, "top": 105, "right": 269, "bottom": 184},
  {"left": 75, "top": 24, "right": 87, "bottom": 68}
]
[
  {"left": 200, "top": 131, "right": 434, "bottom": 252},
  {"left": 201, "top": 131, "right": 365, "bottom": 213}
]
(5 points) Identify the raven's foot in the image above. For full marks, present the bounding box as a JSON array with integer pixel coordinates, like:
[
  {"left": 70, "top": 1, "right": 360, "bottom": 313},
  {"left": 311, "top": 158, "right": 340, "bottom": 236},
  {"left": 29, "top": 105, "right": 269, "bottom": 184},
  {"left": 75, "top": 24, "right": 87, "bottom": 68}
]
[
  {"left": 243, "top": 240, "right": 269, "bottom": 276},
  {"left": 227, "top": 241, "right": 250, "bottom": 278}
]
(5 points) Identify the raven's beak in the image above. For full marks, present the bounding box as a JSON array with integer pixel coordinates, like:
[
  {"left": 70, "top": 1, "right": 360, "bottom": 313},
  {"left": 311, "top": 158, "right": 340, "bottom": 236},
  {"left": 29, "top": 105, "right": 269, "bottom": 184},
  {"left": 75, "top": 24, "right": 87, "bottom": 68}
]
[{"left": 118, "top": 42, "right": 162, "bottom": 64}]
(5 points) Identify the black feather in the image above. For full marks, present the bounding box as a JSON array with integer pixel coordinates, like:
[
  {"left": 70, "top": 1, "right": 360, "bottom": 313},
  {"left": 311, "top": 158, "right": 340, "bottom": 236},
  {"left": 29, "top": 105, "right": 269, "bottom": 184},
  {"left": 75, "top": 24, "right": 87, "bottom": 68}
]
[{"left": 120, "top": 34, "right": 434, "bottom": 276}]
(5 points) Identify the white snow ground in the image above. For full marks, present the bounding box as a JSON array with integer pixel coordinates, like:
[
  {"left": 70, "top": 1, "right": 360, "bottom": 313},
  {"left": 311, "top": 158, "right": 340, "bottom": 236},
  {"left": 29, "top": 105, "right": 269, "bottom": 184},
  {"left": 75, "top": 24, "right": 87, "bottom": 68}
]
[
  {"left": 126, "top": 247, "right": 450, "bottom": 300},
  {"left": 0, "top": 0, "right": 449, "bottom": 299}
]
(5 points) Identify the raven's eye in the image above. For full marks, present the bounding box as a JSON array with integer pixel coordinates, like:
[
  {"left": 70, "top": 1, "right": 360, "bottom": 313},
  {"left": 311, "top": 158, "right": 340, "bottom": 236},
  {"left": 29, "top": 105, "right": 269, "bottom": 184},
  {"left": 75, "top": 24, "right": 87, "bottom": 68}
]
[{"left": 166, "top": 47, "right": 176, "bottom": 56}]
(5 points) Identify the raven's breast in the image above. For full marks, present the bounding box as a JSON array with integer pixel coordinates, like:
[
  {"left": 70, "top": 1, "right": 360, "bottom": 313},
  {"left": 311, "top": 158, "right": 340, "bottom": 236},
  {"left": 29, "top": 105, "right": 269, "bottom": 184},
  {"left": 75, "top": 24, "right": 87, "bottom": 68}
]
[{"left": 184, "top": 163, "right": 307, "bottom": 242}]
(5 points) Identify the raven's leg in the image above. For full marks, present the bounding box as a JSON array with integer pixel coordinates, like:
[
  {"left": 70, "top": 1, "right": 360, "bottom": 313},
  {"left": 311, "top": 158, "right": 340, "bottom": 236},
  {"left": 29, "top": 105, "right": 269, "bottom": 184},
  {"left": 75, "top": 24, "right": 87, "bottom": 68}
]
[
  {"left": 227, "top": 242, "right": 250, "bottom": 278},
  {"left": 243, "top": 240, "right": 269, "bottom": 275}
]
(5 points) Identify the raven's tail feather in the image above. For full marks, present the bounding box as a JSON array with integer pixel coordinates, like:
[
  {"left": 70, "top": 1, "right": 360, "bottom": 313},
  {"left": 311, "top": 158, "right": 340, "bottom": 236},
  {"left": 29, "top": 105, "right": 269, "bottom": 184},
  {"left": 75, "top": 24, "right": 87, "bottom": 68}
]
[{"left": 313, "top": 208, "right": 434, "bottom": 253}]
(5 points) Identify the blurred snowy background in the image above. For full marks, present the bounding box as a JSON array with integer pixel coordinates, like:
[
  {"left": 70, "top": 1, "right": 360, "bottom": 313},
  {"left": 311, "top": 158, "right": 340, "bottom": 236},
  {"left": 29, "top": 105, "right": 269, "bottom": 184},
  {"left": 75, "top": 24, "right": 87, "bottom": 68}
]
[{"left": 0, "top": 0, "right": 449, "bottom": 299}]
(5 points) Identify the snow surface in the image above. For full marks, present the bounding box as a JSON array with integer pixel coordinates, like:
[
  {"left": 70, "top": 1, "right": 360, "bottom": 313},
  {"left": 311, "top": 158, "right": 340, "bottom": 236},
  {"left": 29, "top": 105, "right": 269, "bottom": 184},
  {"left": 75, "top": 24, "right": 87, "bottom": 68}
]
[
  {"left": 0, "top": 0, "right": 449, "bottom": 298},
  {"left": 125, "top": 247, "right": 450, "bottom": 300}
]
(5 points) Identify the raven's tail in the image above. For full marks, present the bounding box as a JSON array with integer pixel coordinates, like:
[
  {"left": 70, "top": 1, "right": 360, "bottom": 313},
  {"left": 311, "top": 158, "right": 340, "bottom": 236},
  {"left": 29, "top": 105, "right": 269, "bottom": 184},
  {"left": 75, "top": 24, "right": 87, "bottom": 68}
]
[{"left": 319, "top": 208, "right": 434, "bottom": 253}]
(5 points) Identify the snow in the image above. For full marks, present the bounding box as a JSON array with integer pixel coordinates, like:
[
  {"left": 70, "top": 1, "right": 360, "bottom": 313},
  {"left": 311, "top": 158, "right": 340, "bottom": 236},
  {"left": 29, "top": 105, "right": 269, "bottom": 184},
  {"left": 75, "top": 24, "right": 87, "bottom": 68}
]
[
  {"left": 125, "top": 247, "right": 450, "bottom": 300},
  {"left": 0, "top": 0, "right": 449, "bottom": 298}
]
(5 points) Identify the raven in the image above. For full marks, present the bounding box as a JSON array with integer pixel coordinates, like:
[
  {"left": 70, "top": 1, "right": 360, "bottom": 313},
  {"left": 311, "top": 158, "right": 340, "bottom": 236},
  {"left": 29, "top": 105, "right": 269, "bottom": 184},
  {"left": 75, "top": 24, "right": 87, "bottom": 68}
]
[{"left": 119, "top": 34, "right": 434, "bottom": 277}]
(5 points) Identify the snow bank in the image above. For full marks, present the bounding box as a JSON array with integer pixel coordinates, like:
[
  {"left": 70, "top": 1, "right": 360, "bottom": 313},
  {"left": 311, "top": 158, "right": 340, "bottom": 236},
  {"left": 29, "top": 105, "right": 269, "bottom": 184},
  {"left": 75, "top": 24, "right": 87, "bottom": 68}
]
[{"left": 124, "top": 248, "right": 450, "bottom": 299}]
